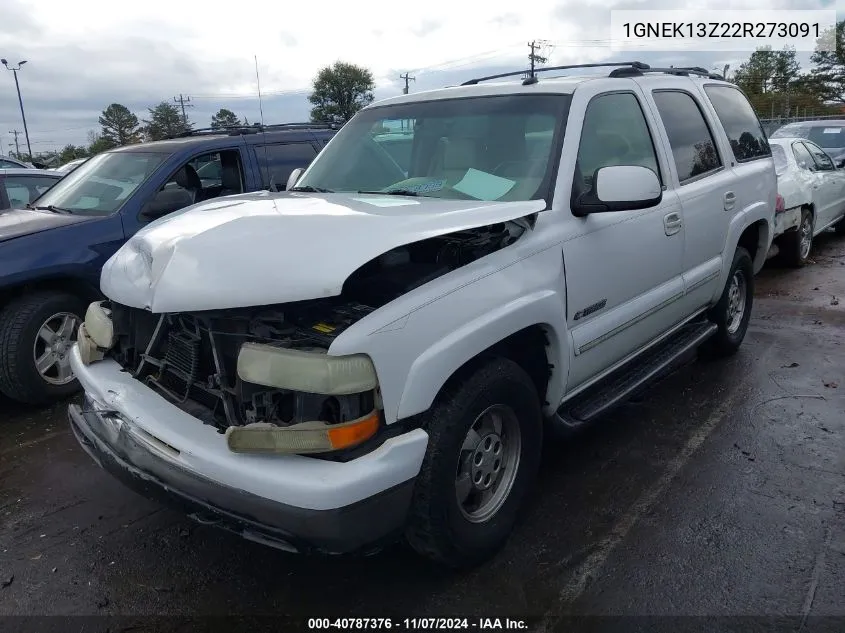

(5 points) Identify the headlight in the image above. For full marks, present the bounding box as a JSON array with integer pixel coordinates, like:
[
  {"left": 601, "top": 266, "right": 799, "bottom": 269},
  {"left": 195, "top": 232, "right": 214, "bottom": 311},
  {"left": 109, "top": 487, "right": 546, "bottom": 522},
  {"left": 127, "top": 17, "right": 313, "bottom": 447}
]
[
  {"left": 225, "top": 411, "right": 380, "bottom": 454},
  {"left": 84, "top": 301, "right": 115, "bottom": 349},
  {"left": 236, "top": 343, "right": 378, "bottom": 395}
]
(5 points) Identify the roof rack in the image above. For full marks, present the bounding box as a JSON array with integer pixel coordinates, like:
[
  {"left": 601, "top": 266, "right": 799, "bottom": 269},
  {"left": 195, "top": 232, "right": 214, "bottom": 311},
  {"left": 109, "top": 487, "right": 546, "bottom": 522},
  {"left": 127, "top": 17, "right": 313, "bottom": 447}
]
[
  {"left": 171, "top": 122, "right": 339, "bottom": 139},
  {"left": 609, "top": 65, "right": 724, "bottom": 79},
  {"left": 461, "top": 61, "right": 651, "bottom": 86}
]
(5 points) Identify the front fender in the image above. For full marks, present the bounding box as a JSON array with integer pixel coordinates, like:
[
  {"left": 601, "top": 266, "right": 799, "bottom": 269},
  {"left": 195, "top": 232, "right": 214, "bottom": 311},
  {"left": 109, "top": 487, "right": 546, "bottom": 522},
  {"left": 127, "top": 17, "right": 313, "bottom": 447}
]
[{"left": 396, "top": 290, "right": 567, "bottom": 421}]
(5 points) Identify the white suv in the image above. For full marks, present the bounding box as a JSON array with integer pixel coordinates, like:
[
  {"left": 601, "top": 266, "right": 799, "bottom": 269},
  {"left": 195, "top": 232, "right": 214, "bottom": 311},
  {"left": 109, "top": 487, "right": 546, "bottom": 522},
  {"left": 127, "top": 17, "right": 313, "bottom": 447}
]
[{"left": 68, "top": 62, "right": 776, "bottom": 568}]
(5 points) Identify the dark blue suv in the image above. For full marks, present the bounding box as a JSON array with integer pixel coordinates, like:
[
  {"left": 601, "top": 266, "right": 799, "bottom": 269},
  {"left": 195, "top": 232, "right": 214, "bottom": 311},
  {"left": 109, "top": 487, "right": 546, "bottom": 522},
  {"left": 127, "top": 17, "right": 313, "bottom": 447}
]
[{"left": 0, "top": 123, "right": 336, "bottom": 405}]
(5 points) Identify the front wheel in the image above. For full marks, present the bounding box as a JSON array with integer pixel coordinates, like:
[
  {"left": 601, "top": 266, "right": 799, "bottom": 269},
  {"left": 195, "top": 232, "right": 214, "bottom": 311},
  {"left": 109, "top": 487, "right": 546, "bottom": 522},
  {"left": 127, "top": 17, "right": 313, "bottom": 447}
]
[
  {"left": 0, "top": 292, "right": 85, "bottom": 405},
  {"left": 702, "top": 247, "right": 754, "bottom": 358},
  {"left": 405, "top": 357, "right": 543, "bottom": 568}
]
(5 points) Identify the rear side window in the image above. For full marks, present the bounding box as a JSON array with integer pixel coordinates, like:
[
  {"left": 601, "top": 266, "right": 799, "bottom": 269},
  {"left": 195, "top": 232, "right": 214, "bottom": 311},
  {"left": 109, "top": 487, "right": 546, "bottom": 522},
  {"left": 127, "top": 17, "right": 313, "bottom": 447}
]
[
  {"left": 253, "top": 142, "right": 319, "bottom": 190},
  {"left": 792, "top": 142, "right": 815, "bottom": 170},
  {"left": 704, "top": 85, "right": 771, "bottom": 162},
  {"left": 804, "top": 141, "right": 835, "bottom": 171},
  {"left": 652, "top": 90, "right": 721, "bottom": 183}
]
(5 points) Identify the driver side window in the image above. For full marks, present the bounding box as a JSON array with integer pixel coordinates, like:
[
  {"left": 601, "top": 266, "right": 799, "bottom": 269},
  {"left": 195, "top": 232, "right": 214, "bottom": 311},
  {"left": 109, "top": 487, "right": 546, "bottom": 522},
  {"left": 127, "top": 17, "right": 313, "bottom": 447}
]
[{"left": 574, "top": 92, "right": 660, "bottom": 201}]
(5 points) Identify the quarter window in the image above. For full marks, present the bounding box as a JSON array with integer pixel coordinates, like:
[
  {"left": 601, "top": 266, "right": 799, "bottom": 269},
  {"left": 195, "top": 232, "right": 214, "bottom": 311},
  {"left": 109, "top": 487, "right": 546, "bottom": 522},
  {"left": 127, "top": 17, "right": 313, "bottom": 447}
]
[
  {"left": 574, "top": 92, "right": 660, "bottom": 200},
  {"left": 704, "top": 85, "right": 771, "bottom": 162},
  {"left": 652, "top": 90, "right": 721, "bottom": 183}
]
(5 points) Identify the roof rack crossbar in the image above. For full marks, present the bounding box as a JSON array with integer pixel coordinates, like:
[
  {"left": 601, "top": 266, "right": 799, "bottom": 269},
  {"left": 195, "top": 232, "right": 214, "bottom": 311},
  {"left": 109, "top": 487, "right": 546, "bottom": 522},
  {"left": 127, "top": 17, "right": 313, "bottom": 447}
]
[{"left": 461, "top": 61, "right": 650, "bottom": 86}]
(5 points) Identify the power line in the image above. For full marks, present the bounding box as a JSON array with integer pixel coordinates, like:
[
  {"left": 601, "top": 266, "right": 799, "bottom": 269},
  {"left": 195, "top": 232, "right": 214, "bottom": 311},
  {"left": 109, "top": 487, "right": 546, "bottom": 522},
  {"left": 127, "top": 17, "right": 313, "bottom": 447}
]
[
  {"left": 400, "top": 72, "right": 415, "bottom": 94},
  {"left": 528, "top": 40, "right": 549, "bottom": 78},
  {"left": 173, "top": 94, "right": 194, "bottom": 124}
]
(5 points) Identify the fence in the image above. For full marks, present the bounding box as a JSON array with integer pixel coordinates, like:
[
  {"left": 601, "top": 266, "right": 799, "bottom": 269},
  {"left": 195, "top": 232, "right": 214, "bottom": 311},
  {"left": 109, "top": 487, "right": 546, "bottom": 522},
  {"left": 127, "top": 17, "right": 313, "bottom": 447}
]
[{"left": 759, "top": 114, "right": 845, "bottom": 136}]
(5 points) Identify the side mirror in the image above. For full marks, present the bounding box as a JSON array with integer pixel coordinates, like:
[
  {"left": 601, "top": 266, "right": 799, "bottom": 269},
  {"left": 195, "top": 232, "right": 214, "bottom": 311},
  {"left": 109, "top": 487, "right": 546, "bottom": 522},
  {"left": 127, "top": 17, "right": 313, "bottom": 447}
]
[
  {"left": 573, "top": 165, "right": 662, "bottom": 216},
  {"left": 836, "top": 158, "right": 845, "bottom": 169},
  {"left": 140, "top": 188, "right": 193, "bottom": 220},
  {"left": 286, "top": 168, "right": 305, "bottom": 191}
]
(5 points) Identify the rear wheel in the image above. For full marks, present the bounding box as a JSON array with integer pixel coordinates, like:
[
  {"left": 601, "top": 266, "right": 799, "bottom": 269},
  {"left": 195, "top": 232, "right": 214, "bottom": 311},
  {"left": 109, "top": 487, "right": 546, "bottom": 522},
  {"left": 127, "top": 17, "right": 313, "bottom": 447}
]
[
  {"left": 781, "top": 208, "right": 814, "bottom": 267},
  {"left": 0, "top": 292, "right": 85, "bottom": 405},
  {"left": 405, "top": 357, "right": 543, "bottom": 568},
  {"left": 702, "top": 247, "right": 753, "bottom": 358}
]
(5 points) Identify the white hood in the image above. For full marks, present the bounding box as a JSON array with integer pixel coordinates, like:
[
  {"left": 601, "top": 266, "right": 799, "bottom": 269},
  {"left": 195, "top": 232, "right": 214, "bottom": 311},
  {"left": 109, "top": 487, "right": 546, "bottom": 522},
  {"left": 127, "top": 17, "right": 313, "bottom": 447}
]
[{"left": 101, "top": 191, "right": 545, "bottom": 312}]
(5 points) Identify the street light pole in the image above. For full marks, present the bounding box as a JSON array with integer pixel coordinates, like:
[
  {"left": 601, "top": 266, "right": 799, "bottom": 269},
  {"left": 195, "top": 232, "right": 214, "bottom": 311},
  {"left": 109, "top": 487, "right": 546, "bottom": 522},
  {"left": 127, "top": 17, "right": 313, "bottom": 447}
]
[{"left": 1, "top": 59, "right": 32, "bottom": 159}]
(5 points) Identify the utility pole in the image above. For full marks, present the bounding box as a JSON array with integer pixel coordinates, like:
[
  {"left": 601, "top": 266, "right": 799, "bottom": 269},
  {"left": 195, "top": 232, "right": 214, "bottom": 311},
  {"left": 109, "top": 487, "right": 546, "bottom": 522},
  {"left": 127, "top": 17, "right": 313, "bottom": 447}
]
[
  {"left": 173, "top": 94, "right": 193, "bottom": 125},
  {"left": 2, "top": 59, "right": 32, "bottom": 159},
  {"left": 527, "top": 40, "right": 548, "bottom": 79},
  {"left": 9, "top": 130, "right": 20, "bottom": 158},
  {"left": 400, "top": 72, "right": 415, "bottom": 95}
]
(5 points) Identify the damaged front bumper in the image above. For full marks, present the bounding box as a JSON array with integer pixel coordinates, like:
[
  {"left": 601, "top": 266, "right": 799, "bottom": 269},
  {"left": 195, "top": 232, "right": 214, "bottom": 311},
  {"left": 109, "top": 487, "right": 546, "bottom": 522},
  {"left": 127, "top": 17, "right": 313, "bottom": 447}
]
[{"left": 67, "top": 346, "right": 428, "bottom": 555}]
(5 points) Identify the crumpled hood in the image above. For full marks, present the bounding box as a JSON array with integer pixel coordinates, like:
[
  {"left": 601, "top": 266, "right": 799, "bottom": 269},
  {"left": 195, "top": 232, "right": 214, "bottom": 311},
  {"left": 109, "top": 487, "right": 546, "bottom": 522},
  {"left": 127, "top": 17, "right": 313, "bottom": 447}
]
[{"left": 101, "top": 191, "right": 545, "bottom": 312}]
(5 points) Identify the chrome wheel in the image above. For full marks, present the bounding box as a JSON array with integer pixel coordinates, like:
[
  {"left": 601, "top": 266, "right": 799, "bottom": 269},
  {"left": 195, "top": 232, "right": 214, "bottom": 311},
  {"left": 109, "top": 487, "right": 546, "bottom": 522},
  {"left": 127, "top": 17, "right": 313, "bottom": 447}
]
[
  {"left": 455, "top": 404, "right": 521, "bottom": 523},
  {"left": 726, "top": 270, "right": 747, "bottom": 335},
  {"left": 32, "top": 312, "right": 79, "bottom": 385},
  {"left": 799, "top": 214, "right": 813, "bottom": 260}
]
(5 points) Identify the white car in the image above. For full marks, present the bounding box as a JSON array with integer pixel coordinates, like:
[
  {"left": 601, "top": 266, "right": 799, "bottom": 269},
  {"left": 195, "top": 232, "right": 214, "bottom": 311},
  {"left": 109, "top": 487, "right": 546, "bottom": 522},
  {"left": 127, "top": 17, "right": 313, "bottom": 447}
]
[
  {"left": 768, "top": 137, "right": 845, "bottom": 266},
  {"left": 68, "top": 63, "right": 776, "bottom": 568}
]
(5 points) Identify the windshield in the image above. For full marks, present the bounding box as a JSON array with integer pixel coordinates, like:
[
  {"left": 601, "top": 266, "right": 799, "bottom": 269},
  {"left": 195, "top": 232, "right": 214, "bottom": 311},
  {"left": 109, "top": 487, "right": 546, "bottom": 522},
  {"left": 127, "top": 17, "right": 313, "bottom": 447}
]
[
  {"left": 295, "top": 94, "right": 570, "bottom": 202},
  {"left": 807, "top": 125, "right": 845, "bottom": 149},
  {"left": 771, "top": 144, "right": 788, "bottom": 175},
  {"left": 33, "top": 151, "right": 167, "bottom": 216}
]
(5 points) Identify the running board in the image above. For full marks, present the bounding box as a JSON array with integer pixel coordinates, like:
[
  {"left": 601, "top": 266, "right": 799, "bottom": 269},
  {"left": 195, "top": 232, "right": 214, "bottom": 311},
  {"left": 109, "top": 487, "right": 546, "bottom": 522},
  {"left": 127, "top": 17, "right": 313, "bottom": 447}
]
[{"left": 555, "top": 321, "right": 718, "bottom": 427}]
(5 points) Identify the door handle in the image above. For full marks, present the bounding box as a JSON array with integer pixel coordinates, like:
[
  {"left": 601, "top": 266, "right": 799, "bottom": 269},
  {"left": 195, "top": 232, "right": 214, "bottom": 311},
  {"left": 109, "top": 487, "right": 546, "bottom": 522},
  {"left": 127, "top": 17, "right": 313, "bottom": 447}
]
[
  {"left": 663, "top": 212, "right": 682, "bottom": 236},
  {"left": 724, "top": 191, "right": 736, "bottom": 211}
]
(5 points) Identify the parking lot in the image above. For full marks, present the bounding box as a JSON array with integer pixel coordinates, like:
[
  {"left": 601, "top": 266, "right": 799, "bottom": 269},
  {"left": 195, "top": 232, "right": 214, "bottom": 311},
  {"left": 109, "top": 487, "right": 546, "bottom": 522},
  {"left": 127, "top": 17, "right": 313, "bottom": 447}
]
[{"left": 1, "top": 233, "right": 844, "bottom": 627}]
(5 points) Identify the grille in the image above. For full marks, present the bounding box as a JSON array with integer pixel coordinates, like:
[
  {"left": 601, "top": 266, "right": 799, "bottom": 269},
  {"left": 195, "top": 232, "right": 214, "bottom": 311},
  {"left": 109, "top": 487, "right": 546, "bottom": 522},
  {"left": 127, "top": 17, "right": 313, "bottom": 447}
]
[{"left": 146, "top": 323, "right": 201, "bottom": 403}]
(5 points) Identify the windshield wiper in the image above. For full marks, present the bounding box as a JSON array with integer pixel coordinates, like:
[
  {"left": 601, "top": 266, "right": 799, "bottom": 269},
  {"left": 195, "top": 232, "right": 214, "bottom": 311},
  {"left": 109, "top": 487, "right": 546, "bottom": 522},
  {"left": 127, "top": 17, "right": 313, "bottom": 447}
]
[
  {"left": 357, "top": 189, "right": 420, "bottom": 197},
  {"left": 33, "top": 205, "right": 74, "bottom": 214},
  {"left": 289, "top": 185, "right": 334, "bottom": 193}
]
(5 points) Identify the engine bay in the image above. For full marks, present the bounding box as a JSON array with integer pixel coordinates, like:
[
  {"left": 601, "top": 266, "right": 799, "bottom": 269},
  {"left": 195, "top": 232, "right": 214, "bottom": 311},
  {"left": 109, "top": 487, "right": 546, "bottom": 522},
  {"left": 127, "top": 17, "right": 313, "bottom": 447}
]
[{"left": 107, "top": 221, "right": 526, "bottom": 432}]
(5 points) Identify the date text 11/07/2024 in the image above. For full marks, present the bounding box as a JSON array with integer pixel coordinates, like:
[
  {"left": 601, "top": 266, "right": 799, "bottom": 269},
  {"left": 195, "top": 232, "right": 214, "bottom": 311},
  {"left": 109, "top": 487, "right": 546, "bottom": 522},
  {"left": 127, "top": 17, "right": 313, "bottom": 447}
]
[
  {"left": 622, "top": 21, "right": 821, "bottom": 38},
  {"left": 307, "top": 618, "right": 530, "bottom": 630}
]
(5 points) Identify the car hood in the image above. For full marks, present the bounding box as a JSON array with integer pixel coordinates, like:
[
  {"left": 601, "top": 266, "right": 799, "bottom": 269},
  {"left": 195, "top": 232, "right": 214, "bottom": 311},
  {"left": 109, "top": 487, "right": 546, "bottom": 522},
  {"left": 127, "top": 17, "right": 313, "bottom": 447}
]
[
  {"left": 0, "top": 207, "right": 94, "bottom": 243},
  {"left": 101, "top": 191, "right": 546, "bottom": 313}
]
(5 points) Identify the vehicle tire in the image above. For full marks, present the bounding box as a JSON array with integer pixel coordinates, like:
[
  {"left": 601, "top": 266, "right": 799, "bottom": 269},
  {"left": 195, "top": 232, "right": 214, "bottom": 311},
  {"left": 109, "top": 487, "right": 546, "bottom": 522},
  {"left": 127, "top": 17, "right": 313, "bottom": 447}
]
[
  {"left": 405, "top": 357, "right": 543, "bottom": 568},
  {"left": 835, "top": 216, "right": 845, "bottom": 236},
  {"left": 702, "top": 247, "right": 754, "bottom": 358},
  {"left": 781, "top": 208, "right": 814, "bottom": 267},
  {"left": 0, "top": 292, "right": 86, "bottom": 405}
]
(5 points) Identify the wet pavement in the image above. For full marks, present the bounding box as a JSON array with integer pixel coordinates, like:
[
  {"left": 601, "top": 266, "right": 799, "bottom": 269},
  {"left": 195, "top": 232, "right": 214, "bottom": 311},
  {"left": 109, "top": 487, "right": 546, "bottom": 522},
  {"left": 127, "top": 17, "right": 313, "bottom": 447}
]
[{"left": 1, "top": 233, "right": 843, "bottom": 630}]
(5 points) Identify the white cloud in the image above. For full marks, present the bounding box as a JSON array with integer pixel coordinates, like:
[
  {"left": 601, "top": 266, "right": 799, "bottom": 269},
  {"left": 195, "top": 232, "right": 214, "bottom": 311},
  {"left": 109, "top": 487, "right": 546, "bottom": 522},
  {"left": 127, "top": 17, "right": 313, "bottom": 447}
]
[{"left": 0, "top": 0, "right": 837, "bottom": 152}]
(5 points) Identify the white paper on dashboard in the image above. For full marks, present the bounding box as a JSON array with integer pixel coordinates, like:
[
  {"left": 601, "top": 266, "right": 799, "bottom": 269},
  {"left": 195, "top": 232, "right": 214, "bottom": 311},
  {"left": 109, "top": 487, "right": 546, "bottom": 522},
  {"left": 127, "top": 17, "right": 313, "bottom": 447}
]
[{"left": 453, "top": 168, "right": 516, "bottom": 201}]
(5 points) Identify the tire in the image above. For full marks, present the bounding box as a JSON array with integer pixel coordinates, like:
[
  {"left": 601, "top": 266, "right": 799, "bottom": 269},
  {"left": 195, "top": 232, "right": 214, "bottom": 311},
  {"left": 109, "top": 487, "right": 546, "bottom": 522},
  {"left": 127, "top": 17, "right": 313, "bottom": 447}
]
[
  {"left": 702, "top": 247, "right": 754, "bottom": 358},
  {"left": 781, "top": 208, "right": 813, "bottom": 267},
  {"left": 0, "top": 292, "right": 86, "bottom": 405},
  {"left": 405, "top": 357, "right": 543, "bottom": 568},
  {"left": 835, "top": 216, "right": 845, "bottom": 236}
]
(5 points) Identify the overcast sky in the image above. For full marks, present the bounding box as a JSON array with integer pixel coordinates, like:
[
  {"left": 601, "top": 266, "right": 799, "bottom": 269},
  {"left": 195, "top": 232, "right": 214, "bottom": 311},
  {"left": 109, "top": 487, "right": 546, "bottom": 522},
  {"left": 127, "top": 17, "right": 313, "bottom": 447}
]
[{"left": 0, "top": 0, "right": 838, "bottom": 155}]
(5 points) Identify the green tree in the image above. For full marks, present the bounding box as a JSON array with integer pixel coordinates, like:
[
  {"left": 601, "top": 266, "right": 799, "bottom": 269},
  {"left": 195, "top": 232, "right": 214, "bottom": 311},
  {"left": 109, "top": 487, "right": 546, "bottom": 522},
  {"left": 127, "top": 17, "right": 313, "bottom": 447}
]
[
  {"left": 210, "top": 108, "right": 242, "bottom": 129},
  {"left": 98, "top": 103, "right": 141, "bottom": 146},
  {"left": 733, "top": 46, "right": 800, "bottom": 95},
  {"left": 87, "top": 130, "right": 116, "bottom": 156},
  {"left": 308, "top": 61, "right": 375, "bottom": 123},
  {"left": 143, "top": 101, "right": 192, "bottom": 140},
  {"left": 810, "top": 21, "right": 845, "bottom": 104},
  {"left": 59, "top": 144, "right": 88, "bottom": 164}
]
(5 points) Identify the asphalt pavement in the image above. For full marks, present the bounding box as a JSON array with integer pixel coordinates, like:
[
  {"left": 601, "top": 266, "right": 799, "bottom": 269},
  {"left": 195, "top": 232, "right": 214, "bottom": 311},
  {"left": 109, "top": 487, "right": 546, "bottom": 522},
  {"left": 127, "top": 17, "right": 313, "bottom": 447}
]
[{"left": 1, "top": 234, "right": 843, "bottom": 632}]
